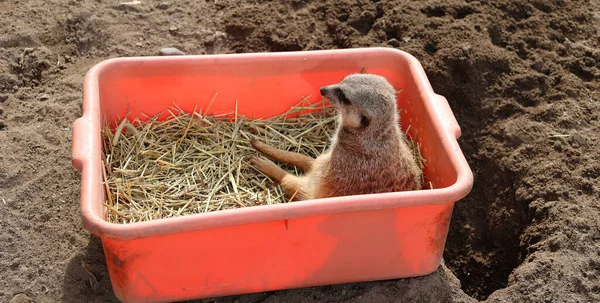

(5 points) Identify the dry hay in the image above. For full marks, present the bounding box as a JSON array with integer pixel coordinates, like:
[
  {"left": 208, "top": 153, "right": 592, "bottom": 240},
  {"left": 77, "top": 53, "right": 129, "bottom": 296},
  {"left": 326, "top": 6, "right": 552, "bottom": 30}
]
[{"left": 101, "top": 97, "right": 425, "bottom": 224}]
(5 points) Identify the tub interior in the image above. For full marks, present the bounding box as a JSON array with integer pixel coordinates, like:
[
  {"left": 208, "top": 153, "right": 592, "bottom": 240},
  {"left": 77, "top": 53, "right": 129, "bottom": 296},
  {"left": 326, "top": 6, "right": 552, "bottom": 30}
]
[{"left": 92, "top": 52, "right": 457, "bottom": 220}]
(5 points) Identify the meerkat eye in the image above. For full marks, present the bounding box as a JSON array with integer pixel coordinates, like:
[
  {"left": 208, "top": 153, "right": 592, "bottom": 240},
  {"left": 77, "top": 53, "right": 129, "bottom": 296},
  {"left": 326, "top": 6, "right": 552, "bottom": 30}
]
[
  {"left": 334, "top": 87, "right": 351, "bottom": 105},
  {"left": 360, "top": 115, "right": 371, "bottom": 127}
]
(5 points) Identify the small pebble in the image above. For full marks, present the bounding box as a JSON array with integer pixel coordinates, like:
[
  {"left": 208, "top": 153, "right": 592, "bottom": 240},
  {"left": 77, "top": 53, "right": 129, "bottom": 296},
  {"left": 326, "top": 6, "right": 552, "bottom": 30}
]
[
  {"left": 204, "top": 35, "right": 216, "bottom": 46},
  {"left": 532, "top": 61, "right": 544, "bottom": 72},
  {"left": 169, "top": 26, "right": 178, "bottom": 34},
  {"left": 119, "top": 0, "right": 141, "bottom": 6},
  {"left": 159, "top": 47, "right": 186, "bottom": 56},
  {"left": 135, "top": 42, "right": 143, "bottom": 47},
  {"left": 387, "top": 38, "right": 401, "bottom": 47},
  {"left": 10, "top": 293, "right": 30, "bottom": 303},
  {"left": 157, "top": 2, "right": 169, "bottom": 9},
  {"left": 38, "top": 94, "right": 50, "bottom": 101}
]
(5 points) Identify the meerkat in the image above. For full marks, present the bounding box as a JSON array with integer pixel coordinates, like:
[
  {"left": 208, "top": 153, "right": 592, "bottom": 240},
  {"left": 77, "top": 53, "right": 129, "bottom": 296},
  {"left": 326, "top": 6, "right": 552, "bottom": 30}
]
[{"left": 250, "top": 73, "right": 422, "bottom": 201}]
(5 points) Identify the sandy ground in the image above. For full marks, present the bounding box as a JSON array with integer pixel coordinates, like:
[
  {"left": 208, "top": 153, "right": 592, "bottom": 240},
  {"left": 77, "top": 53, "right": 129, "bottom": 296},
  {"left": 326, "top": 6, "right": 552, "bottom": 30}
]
[{"left": 0, "top": 0, "right": 599, "bottom": 302}]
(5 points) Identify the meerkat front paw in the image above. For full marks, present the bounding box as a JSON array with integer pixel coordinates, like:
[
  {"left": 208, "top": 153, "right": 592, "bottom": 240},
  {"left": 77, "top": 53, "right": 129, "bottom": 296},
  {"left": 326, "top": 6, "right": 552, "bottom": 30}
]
[
  {"left": 250, "top": 155, "right": 286, "bottom": 182},
  {"left": 250, "top": 155, "right": 270, "bottom": 170}
]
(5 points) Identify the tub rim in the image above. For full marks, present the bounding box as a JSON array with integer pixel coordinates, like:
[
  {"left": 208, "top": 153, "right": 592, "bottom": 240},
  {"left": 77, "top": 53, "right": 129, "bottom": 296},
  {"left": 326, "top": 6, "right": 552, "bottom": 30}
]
[{"left": 72, "top": 47, "right": 474, "bottom": 241}]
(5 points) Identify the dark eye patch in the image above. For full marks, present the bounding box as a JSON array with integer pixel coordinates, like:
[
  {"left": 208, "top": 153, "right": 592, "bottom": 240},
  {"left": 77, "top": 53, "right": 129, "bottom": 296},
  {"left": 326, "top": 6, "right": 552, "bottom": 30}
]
[{"left": 334, "top": 87, "right": 351, "bottom": 105}]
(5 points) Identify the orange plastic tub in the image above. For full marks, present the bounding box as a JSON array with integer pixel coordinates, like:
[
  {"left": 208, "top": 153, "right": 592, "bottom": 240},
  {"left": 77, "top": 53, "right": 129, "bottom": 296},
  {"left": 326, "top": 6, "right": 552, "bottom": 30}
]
[{"left": 72, "top": 47, "right": 473, "bottom": 303}]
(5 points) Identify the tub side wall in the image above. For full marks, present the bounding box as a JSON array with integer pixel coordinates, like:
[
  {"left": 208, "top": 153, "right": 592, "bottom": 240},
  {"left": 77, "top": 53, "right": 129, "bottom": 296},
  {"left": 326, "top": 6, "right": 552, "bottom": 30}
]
[{"left": 103, "top": 202, "right": 454, "bottom": 303}]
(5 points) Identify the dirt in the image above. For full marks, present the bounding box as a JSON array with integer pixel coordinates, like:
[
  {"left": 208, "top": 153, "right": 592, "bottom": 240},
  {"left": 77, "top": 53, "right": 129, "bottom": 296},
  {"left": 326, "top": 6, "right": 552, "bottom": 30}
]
[{"left": 0, "top": 0, "right": 599, "bottom": 302}]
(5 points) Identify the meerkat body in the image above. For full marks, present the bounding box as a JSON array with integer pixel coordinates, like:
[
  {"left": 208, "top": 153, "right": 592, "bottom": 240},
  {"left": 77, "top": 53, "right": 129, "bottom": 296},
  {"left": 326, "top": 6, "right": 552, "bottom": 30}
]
[{"left": 250, "top": 73, "right": 422, "bottom": 201}]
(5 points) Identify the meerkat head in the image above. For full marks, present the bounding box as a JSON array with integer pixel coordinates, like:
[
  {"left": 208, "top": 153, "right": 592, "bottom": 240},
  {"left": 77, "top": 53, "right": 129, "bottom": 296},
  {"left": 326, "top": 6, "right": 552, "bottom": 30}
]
[{"left": 320, "top": 73, "right": 398, "bottom": 133}]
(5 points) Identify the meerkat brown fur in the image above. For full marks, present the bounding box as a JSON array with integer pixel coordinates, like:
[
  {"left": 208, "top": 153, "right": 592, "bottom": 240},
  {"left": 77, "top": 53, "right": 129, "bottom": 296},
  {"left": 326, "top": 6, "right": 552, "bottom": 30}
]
[{"left": 250, "top": 73, "right": 422, "bottom": 201}]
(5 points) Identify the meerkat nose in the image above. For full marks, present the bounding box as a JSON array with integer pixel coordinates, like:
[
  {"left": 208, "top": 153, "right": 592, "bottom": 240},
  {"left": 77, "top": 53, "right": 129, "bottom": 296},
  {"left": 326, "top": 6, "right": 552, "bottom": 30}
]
[{"left": 320, "top": 87, "right": 327, "bottom": 96}]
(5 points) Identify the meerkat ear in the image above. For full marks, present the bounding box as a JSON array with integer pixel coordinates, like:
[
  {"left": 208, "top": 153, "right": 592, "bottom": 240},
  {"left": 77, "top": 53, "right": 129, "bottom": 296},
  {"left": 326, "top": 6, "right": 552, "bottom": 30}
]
[{"left": 360, "top": 114, "right": 371, "bottom": 127}]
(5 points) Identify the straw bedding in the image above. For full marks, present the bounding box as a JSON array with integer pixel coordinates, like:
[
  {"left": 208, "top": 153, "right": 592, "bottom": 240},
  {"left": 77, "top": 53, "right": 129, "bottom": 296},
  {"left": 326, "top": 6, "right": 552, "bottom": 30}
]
[{"left": 101, "top": 97, "right": 425, "bottom": 224}]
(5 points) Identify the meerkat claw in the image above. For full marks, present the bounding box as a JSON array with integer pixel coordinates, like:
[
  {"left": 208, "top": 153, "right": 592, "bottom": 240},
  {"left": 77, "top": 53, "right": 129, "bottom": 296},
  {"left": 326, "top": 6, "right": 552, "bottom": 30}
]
[
  {"left": 249, "top": 155, "right": 263, "bottom": 168},
  {"left": 250, "top": 137, "right": 262, "bottom": 150}
]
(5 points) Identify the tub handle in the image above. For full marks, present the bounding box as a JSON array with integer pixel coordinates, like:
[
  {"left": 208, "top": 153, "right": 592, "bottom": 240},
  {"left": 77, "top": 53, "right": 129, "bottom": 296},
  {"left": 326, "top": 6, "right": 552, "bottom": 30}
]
[
  {"left": 434, "top": 94, "right": 461, "bottom": 139},
  {"left": 72, "top": 116, "right": 91, "bottom": 172}
]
